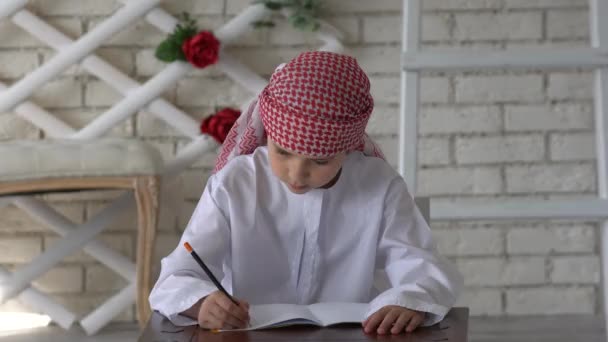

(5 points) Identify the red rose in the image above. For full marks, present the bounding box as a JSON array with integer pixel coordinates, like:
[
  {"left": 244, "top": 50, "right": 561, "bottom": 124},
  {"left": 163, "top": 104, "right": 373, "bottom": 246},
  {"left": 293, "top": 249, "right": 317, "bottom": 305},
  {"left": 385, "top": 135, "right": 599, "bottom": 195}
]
[
  {"left": 201, "top": 108, "right": 241, "bottom": 143},
  {"left": 182, "top": 31, "right": 220, "bottom": 69}
]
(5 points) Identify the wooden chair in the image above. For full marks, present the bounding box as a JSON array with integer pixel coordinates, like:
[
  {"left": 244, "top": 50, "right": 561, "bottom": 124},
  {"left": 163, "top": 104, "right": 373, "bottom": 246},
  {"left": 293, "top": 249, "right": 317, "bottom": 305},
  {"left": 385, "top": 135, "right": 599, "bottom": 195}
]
[{"left": 0, "top": 138, "right": 163, "bottom": 331}]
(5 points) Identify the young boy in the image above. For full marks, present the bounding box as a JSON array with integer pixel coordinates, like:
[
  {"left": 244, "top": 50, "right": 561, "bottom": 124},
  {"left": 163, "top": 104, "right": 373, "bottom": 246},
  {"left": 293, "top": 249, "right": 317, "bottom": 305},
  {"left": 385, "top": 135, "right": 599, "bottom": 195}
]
[{"left": 149, "top": 51, "right": 462, "bottom": 335}]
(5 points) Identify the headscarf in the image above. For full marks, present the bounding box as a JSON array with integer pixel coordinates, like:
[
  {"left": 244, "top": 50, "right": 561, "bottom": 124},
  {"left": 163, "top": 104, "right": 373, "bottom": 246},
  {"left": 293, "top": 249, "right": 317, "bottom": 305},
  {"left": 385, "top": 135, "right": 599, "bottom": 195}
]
[{"left": 214, "top": 51, "right": 384, "bottom": 173}]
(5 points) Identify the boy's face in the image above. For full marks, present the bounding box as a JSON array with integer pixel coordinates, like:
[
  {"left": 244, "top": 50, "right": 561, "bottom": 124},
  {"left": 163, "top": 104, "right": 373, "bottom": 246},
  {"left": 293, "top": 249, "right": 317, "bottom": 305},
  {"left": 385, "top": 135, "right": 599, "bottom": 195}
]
[{"left": 267, "top": 139, "right": 347, "bottom": 194}]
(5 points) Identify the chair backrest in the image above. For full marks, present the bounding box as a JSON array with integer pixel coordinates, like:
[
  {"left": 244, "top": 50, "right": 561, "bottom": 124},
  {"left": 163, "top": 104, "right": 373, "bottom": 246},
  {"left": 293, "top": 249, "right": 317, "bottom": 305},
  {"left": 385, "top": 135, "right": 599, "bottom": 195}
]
[{"left": 373, "top": 196, "right": 430, "bottom": 292}]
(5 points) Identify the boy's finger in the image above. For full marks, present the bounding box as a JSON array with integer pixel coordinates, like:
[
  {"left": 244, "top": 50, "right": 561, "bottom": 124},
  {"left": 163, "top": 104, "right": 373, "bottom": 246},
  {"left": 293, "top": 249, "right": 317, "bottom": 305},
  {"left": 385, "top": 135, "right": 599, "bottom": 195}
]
[
  {"left": 221, "top": 310, "right": 247, "bottom": 328},
  {"left": 406, "top": 313, "right": 425, "bottom": 333},
  {"left": 240, "top": 301, "right": 251, "bottom": 324},
  {"left": 198, "top": 317, "right": 210, "bottom": 329},
  {"left": 239, "top": 300, "right": 250, "bottom": 311},
  {"left": 209, "top": 307, "right": 245, "bottom": 329},
  {"left": 210, "top": 305, "right": 242, "bottom": 326},
  {"left": 377, "top": 309, "right": 401, "bottom": 335},
  {"left": 216, "top": 296, "right": 250, "bottom": 323},
  {"left": 363, "top": 312, "right": 384, "bottom": 334},
  {"left": 391, "top": 312, "right": 411, "bottom": 334},
  {"left": 202, "top": 313, "right": 222, "bottom": 330}
]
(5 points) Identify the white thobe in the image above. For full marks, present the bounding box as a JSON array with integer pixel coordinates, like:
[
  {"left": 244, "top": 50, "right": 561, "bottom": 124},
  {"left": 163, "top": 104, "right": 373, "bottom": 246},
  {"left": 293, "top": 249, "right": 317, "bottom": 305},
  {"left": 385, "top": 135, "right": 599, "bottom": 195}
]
[{"left": 149, "top": 147, "right": 462, "bottom": 327}]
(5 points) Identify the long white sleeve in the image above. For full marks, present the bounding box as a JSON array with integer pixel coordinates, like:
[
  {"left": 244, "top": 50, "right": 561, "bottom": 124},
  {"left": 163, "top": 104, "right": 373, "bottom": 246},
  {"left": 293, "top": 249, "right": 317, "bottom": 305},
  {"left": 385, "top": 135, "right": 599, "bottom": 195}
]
[
  {"left": 149, "top": 175, "right": 232, "bottom": 326},
  {"left": 149, "top": 148, "right": 462, "bottom": 327},
  {"left": 367, "top": 177, "right": 463, "bottom": 326}
]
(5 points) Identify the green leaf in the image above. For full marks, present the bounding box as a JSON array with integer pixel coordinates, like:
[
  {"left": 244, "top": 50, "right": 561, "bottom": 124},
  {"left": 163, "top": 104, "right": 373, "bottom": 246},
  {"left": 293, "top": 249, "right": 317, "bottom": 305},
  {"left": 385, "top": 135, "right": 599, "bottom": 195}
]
[
  {"left": 303, "top": 0, "right": 315, "bottom": 10},
  {"left": 263, "top": 1, "right": 284, "bottom": 10},
  {"left": 252, "top": 20, "right": 276, "bottom": 28},
  {"left": 175, "top": 27, "right": 197, "bottom": 42},
  {"left": 254, "top": 0, "right": 323, "bottom": 31},
  {"left": 155, "top": 39, "right": 185, "bottom": 62},
  {"left": 281, "top": 0, "right": 297, "bottom": 7},
  {"left": 288, "top": 13, "right": 318, "bottom": 31}
]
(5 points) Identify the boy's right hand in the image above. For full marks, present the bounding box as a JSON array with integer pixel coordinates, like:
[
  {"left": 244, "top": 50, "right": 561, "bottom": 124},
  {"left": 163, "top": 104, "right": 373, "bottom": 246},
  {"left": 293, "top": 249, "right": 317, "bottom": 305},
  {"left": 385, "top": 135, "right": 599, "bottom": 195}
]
[{"left": 198, "top": 291, "right": 250, "bottom": 330}]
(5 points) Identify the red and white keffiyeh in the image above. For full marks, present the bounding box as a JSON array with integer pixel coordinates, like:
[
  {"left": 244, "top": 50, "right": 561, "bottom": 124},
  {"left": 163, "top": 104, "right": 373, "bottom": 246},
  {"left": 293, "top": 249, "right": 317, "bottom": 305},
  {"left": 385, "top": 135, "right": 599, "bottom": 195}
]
[{"left": 214, "top": 51, "right": 384, "bottom": 173}]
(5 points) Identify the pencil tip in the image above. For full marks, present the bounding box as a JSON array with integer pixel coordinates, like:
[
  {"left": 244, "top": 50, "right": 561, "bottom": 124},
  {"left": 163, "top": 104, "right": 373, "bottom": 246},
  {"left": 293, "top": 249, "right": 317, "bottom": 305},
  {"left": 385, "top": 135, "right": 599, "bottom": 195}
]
[{"left": 183, "top": 242, "right": 193, "bottom": 252}]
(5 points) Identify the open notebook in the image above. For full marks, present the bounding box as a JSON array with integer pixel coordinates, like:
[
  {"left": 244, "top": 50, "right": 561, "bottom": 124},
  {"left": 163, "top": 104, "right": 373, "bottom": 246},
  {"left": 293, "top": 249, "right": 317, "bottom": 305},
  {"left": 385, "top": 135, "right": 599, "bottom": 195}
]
[{"left": 231, "top": 302, "right": 368, "bottom": 331}]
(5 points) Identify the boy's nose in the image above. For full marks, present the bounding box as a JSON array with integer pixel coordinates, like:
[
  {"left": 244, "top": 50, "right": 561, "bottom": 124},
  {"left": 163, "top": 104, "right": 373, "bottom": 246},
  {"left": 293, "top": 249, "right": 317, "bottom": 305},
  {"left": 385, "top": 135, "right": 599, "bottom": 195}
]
[{"left": 289, "top": 163, "right": 310, "bottom": 182}]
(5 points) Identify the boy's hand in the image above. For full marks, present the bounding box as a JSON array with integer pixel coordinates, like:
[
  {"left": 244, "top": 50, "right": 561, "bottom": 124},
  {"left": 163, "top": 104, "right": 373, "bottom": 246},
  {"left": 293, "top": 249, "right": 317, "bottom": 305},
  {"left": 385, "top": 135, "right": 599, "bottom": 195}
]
[
  {"left": 198, "top": 291, "right": 250, "bottom": 330},
  {"left": 362, "top": 305, "right": 425, "bottom": 335}
]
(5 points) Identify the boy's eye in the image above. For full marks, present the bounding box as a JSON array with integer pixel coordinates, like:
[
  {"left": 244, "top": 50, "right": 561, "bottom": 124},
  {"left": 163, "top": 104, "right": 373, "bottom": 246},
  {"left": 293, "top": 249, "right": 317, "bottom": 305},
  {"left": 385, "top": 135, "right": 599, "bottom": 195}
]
[
  {"left": 277, "top": 149, "right": 290, "bottom": 156},
  {"left": 313, "top": 160, "right": 329, "bottom": 165}
]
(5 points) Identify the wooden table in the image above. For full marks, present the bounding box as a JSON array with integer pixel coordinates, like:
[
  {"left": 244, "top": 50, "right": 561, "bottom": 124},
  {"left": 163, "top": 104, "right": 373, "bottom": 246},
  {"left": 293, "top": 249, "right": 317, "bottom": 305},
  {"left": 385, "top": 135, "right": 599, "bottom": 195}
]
[{"left": 138, "top": 307, "right": 468, "bottom": 341}]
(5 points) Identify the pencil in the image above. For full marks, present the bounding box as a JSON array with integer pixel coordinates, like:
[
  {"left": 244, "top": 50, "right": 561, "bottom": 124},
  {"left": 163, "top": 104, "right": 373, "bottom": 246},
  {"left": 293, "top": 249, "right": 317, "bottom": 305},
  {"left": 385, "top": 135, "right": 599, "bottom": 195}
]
[{"left": 183, "top": 242, "right": 239, "bottom": 306}]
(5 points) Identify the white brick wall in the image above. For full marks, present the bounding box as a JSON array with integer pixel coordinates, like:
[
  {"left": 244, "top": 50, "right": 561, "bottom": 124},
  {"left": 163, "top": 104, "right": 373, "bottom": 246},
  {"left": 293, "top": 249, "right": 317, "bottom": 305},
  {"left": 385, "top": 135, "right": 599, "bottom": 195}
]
[
  {"left": 547, "top": 72, "right": 593, "bottom": 100},
  {"left": 433, "top": 226, "right": 504, "bottom": 256},
  {"left": 55, "top": 110, "right": 134, "bottom": 137},
  {"left": 505, "top": 104, "right": 594, "bottom": 131},
  {"left": 352, "top": 46, "right": 400, "bottom": 73},
  {"left": 0, "top": 237, "right": 42, "bottom": 263},
  {"left": 418, "top": 167, "right": 502, "bottom": 195},
  {"left": 505, "top": 0, "right": 587, "bottom": 9},
  {"left": 550, "top": 133, "right": 595, "bottom": 161},
  {"left": 0, "top": 18, "right": 82, "bottom": 48},
  {"left": 507, "top": 224, "right": 595, "bottom": 254},
  {"left": 550, "top": 256, "right": 600, "bottom": 284},
  {"left": 85, "top": 265, "right": 128, "bottom": 292},
  {"left": 323, "top": 0, "right": 402, "bottom": 13},
  {"left": 456, "top": 288, "right": 502, "bottom": 316},
  {"left": 546, "top": 9, "right": 589, "bottom": 39},
  {"left": 0, "top": 0, "right": 599, "bottom": 320},
  {"left": 162, "top": 0, "right": 225, "bottom": 15},
  {"left": 506, "top": 287, "right": 595, "bottom": 315},
  {"left": 453, "top": 12, "right": 543, "bottom": 41},
  {"left": 363, "top": 14, "right": 451, "bottom": 43},
  {"left": 33, "top": 266, "right": 83, "bottom": 294},
  {"left": 420, "top": 106, "right": 502, "bottom": 134},
  {"left": 457, "top": 257, "right": 546, "bottom": 286},
  {"left": 33, "top": 79, "right": 83, "bottom": 108},
  {"left": 0, "top": 52, "right": 38, "bottom": 79},
  {"left": 506, "top": 163, "right": 595, "bottom": 193},
  {"left": 455, "top": 135, "right": 545, "bottom": 164},
  {"left": 29, "top": 0, "right": 120, "bottom": 16},
  {"left": 455, "top": 74, "right": 544, "bottom": 103},
  {"left": 177, "top": 78, "right": 252, "bottom": 107},
  {"left": 0, "top": 113, "right": 40, "bottom": 139}
]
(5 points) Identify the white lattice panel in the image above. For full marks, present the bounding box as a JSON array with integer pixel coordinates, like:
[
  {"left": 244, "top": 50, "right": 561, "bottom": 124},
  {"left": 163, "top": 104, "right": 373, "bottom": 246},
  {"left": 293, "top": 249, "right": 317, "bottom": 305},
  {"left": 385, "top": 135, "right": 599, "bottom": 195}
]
[{"left": 0, "top": 0, "right": 343, "bottom": 335}]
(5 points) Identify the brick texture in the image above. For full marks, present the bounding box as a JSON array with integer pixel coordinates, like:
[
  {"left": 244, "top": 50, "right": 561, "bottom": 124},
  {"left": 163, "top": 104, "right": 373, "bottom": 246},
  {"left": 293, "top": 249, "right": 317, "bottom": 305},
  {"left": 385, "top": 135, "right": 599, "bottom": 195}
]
[{"left": 0, "top": 0, "right": 598, "bottom": 321}]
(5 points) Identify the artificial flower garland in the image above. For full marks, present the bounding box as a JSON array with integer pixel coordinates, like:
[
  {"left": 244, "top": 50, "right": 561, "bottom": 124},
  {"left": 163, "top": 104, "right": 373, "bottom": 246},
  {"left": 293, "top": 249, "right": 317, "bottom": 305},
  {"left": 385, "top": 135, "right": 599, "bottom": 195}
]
[
  {"left": 155, "top": 2, "right": 323, "bottom": 142},
  {"left": 155, "top": 14, "right": 233, "bottom": 142},
  {"left": 155, "top": 14, "right": 220, "bottom": 68},
  {"left": 201, "top": 108, "right": 241, "bottom": 144}
]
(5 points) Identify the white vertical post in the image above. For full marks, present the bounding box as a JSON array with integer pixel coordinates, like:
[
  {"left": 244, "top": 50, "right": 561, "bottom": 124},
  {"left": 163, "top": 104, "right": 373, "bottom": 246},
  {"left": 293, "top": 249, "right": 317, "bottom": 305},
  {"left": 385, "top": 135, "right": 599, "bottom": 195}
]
[
  {"left": 590, "top": 0, "right": 608, "bottom": 339},
  {"left": 399, "top": 0, "right": 420, "bottom": 193}
]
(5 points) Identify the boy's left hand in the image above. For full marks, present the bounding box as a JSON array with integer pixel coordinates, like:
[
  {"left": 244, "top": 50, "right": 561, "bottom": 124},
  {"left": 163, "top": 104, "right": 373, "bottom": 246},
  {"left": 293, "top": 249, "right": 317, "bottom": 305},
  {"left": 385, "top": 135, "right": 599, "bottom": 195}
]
[{"left": 362, "top": 306, "right": 425, "bottom": 335}]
